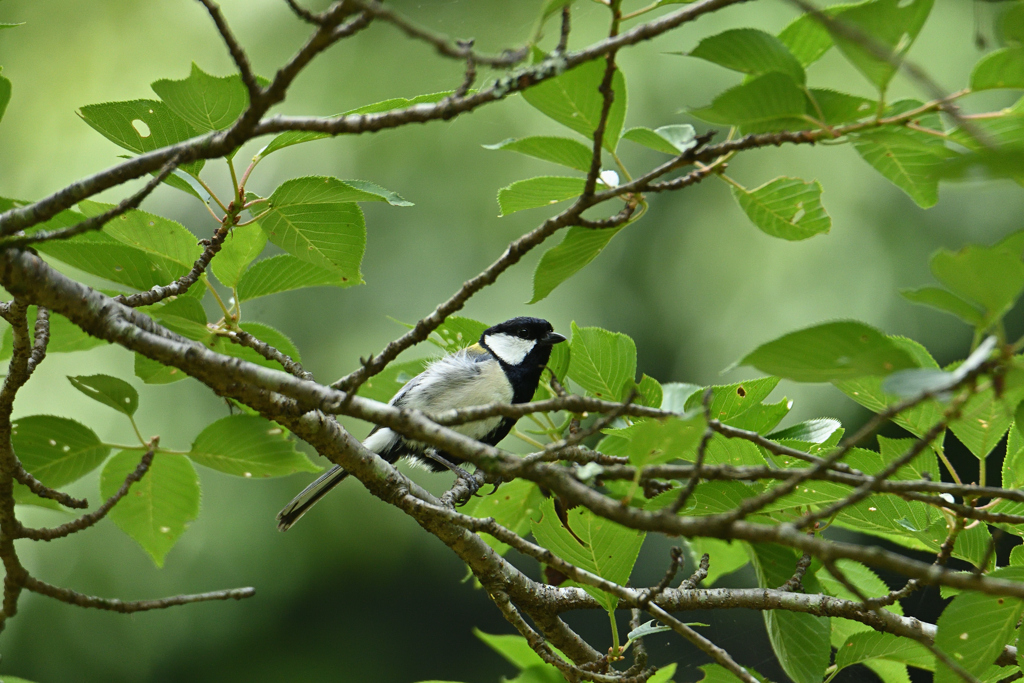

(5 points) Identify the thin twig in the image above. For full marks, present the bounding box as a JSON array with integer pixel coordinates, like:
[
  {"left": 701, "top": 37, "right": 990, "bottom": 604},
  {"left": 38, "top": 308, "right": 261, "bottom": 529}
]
[
  {"left": 18, "top": 444, "right": 156, "bottom": 541},
  {"left": 23, "top": 576, "right": 255, "bottom": 613}
]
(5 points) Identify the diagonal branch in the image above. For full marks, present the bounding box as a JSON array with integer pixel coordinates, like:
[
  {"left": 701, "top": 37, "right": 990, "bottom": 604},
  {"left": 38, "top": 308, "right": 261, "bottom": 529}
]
[{"left": 23, "top": 576, "right": 255, "bottom": 613}]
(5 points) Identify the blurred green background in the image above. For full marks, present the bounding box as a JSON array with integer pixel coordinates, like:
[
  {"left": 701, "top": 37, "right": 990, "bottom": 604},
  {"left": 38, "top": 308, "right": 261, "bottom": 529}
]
[{"left": 0, "top": 0, "right": 1021, "bottom": 681}]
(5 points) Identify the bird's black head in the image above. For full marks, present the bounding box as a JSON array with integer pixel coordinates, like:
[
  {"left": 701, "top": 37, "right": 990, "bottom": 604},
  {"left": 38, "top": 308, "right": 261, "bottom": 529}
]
[{"left": 480, "top": 317, "right": 566, "bottom": 403}]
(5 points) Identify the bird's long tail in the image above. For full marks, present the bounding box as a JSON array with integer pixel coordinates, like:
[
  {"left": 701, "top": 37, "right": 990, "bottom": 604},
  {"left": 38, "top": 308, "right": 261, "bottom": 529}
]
[{"left": 276, "top": 465, "right": 350, "bottom": 531}]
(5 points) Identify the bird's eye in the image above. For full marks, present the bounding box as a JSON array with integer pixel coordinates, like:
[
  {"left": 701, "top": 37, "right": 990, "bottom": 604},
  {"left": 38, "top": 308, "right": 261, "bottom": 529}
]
[{"left": 518, "top": 328, "right": 529, "bottom": 337}]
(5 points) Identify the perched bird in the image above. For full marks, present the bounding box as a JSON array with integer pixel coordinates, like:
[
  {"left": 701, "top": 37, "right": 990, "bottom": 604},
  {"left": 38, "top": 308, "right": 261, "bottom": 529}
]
[{"left": 277, "top": 316, "right": 566, "bottom": 531}]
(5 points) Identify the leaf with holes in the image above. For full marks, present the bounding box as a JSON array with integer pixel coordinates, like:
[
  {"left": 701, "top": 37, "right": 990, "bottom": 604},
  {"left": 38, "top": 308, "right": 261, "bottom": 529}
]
[
  {"left": 101, "top": 451, "right": 199, "bottom": 567},
  {"left": 829, "top": 0, "right": 935, "bottom": 93},
  {"left": 748, "top": 543, "right": 830, "bottom": 683},
  {"left": 684, "top": 377, "right": 780, "bottom": 422},
  {"left": 732, "top": 177, "right": 831, "bottom": 241},
  {"left": 67, "top": 374, "right": 139, "bottom": 417},
  {"left": 465, "top": 479, "right": 545, "bottom": 555},
  {"left": 260, "top": 177, "right": 366, "bottom": 282},
  {"left": 622, "top": 125, "right": 697, "bottom": 155},
  {"left": 188, "top": 414, "right": 319, "bottom": 478},
  {"left": 12, "top": 415, "right": 110, "bottom": 488},
  {"left": 835, "top": 632, "right": 931, "bottom": 675},
  {"left": 530, "top": 225, "right": 625, "bottom": 303},
  {"left": 236, "top": 254, "right": 350, "bottom": 301},
  {"left": 497, "top": 177, "right": 586, "bottom": 216},
  {"left": 151, "top": 63, "right": 266, "bottom": 133},
  {"left": 740, "top": 321, "right": 916, "bottom": 382},
  {"left": 483, "top": 136, "right": 594, "bottom": 172},
  {"left": 687, "top": 28, "right": 805, "bottom": 83},
  {"left": 78, "top": 99, "right": 204, "bottom": 175},
  {"left": 690, "top": 72, "right": 809, "bottom": 134},
  {"left": 429, "top": 316, "right": 489, "bottom": 351},
  {"left": 531, "top": 498, "right": 645, "bottom": 612},
  {"left": 971, "top": 47, "right": 1024, "bottom": 90},
  {"left": 211, "top": 223, "right": 267, "bottom": 289},
  {"left": 521, "top": 58, "right": 627, "bottom": 152},
  {"left": 933, "top": 567, "right": 1024, "bottom": 683},
  {"left": 566, "top": 322, "right": 636, "bottom": 400}
]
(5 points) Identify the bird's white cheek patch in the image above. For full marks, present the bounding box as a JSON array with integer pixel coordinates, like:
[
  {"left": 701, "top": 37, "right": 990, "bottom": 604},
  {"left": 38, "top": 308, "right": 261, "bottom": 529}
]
[{"left": 484, "top": 333, "right": 535, "bottom": 365}]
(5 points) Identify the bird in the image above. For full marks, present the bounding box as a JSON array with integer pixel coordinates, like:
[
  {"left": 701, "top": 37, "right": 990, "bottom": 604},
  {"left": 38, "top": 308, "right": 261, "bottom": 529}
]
[{"left": 277, "top": 316, "right": 567, "bottom": 531}]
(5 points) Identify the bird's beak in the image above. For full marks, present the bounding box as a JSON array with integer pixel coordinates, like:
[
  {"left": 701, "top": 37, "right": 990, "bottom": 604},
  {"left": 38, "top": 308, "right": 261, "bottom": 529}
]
[{"left": 542, "top": 331, "right": 567, "bottom": 345}]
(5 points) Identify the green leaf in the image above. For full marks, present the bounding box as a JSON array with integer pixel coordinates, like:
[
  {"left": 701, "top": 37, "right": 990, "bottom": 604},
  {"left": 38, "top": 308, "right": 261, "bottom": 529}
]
[
  {"left": 769, "top": 418, "right": 842, "bottom": 444},
  {"left": 950, "top": 384, "right": 1023, "bottom": 460},
  {"left": 621, "top": 125, "right": 697, "bottom": 155},
  {"left": 0, "top": 71, "right": 10, "bottom": 124},
  {"left": 739, "top": 321, "right": 917, "bottom": 382},
  {"left": 647, "top": 663, "right": 677, "bottom": 683},
  {"left": 688, "top": 28, "right": 805, "bottom": 83},
  {"left": 748, "top": 543, "right": 830, "bottom": 683},
  {"left": 566, "top": 322, "right": 636, "bottom": 400},
  {"left": 260, "top": 177, "right": 367, "bottom": 282},
  {"left": 36, "top": 230, "right": 183, "bottom": 292},
  {"left": 900, "top": 287, "right": 984, "bottom": 326},
  {"left": 236, "top": 254, "right": 349, "bottom": 301},
  {"left": 778, "top": 13, "right": 835, "bottom": 67},
  {"left": 77, "top": 99, "right": 204, "bottom": 175},
  {"left": 211, "top": 223, "right": 267, "bottom": 289},
  {"left": 661, "top": 382, "right": 701, "bottom": 412},
  {"left": 464, "top": 479, "right": 545, "bottom": 555},
  {"left": 852, "top": 128, "right": 948, "bottom": 208},
  {"left": 0, "top": 306, "right": 107, "bottom": 361},
  {"left": 690, "top": 72, "right": 808, "bottom": 134},
  {"left": 725, "top": 399, "right": 791, "bottom": 435},
  {"left": 684, "top": 377, "right": 780, "bottom": 422},
  {"left": 188, "top": 414, "right": 319, "bottom": 478},
  {"left": 474, "top": 629, "right": 552, "bottom": 670},
  {"left": 603, "top": 413, "right": 707, "bottom": 467},
  {"left": 807, "top": 89, "right": 876, "bottom": 125},
  {"left": 151, "top": 63, "right": 261, "bottom": 132},
  {"left": 256, "top": 91, "right": 453, "bottom": 158},
  {"left": 79, "top": 200, "right": 202, "bottom": 272},
  {"left": 636, "top": 374, "right": 663, "bottom": 409},
  {"left": 521, "top": 58, "right": 627, "bottom": 152},
  {"left": 930, "top": 245, "right": 1024, "bottom": 323},
  {"left": 427, "top": 316, "right": 489, "bottom": 351},
  {"left": 67, "top": 374, "right": 139, "bottom": 417},
  {"left": 498, "top": 176, "right": 586, "bottom": 216},
  {"left": 356, "top": 359, "right": 429, "bottom": 404},
  {"left": 688, "top": 537, "right": 750, "bottom": 585},
  {"left": 531, "top": 498, "right": 645, "bottom": 612},
  {"left": 483, "top": 136, "right": 594, "bottom": 172},
  {"left": 829, "top": 0, "right": 935, "bottom": 93},
  {"left": 101, "top": 451, "right": 199, "bottom": 567},
  {"left": 835, "top": 337, "right": 946, "bottom": 438},
  {"left": 12, "top": 415, "right": 110, "bottom": 488},
  {"left": 731, "top": 177, "right": 831, "bottom": 241},
  {"left": 1005, "top": 420, "right": 1024, "bottom": 489},
  {"left": 835, "top": 632, "right": 932, "bottom": 672},
  {"left": 524, "top": 57, "right": 626, "bottom": 150},
  {"left": 529, "top": 225, "right": 625, "bottom": 303},
  {"left": 933, "top": 567, "right": 1024, "bottom": 683},
  {"left": 1004, "top": 3, "right": 1024, "bottom": 44},
  {"left": 971, "top": 47, "right": 1024, "bottom": 91}
]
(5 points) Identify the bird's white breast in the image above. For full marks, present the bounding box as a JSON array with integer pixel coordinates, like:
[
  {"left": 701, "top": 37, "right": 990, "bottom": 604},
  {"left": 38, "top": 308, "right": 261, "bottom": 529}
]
[{"left": 398, "top": 350, "right": 513, "bottom": 441}]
